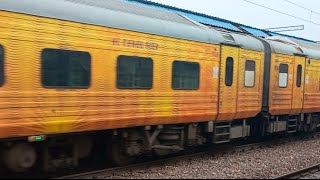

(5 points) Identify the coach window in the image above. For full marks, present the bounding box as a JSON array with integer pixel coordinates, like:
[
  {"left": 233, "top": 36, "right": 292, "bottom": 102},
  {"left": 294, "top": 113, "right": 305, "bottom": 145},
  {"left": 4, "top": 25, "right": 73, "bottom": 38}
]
[
  {"left": 117, "top": 55, "right": 153, "bottom": 89},
  {"left": 0, "top": 46, "right": 4, "bottom": 86},
  {"left": 279, "top": 64, "right": 289, "bottom": 88},
  {"left": 245, "top": 60, "right": 256, "bottom": 87},
  {"left": 42, "top": 49, "right": 91, "bottom": 88},
  {"left": 225, "top": 57, "right": 234, "bottom": 86},
  {"left": 172, "top": 61, "right": 200, "bottom": 90},
  {"left": 296, "top": 65, "right": 302, "bottom": 87}
]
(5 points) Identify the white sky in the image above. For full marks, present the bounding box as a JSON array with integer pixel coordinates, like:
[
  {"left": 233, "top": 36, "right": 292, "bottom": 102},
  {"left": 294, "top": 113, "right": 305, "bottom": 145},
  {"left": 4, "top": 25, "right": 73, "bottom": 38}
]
[{"left": 150, "top": 0, "right": 320, "bottom": 41}]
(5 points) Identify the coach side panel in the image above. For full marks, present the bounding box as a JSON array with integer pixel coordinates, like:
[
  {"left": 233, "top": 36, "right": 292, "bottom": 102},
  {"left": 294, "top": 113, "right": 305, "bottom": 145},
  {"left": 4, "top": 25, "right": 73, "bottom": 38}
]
[
  {"left": 235, "top": 49, "right": 264, "bottom": 119},
  {"left": 217, "top": 47, "right": 264, "bottom": 121},
  {"left": 290, "top": 56, "right": 305, "bottom": 115},
  {"left": 0, "top": 11, "right": 220, "bottom": 139},
  {"left": 269, "top": 53, "right": 295, "bottom": 115},
  {"left": 303, "top": 58, "right": 320, "bottom": 113}
]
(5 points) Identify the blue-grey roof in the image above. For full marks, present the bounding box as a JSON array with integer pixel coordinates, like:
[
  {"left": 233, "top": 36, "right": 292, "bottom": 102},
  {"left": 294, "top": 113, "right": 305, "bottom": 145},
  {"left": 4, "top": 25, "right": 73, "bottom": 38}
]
[
  {"left": 126, "top": 0, "right": 242, "bottom": 32},
  {"left": 65, "top": 0, "right": 196, "bottom": 26},
  {"left": 208, "top": 27, "right": 265, "bottom": 52},
  {"left": 75, "top": 0, "right": 265, "bottom": 52},
  {"left": 266, "top": 39, "right": 304, "bottom": 56},
  {"left": 269, "top": 32, "right": 317, "bottom": 44},
  {"left": 177, "top": 12, "right": 241, "bottom": 32},
  {"left": 0, "top": 0, "right": 226, "bottom": 45},
  {"left": 231, "top": 33, "right": 265, "bottom": 52},
  {"left": 126, "top": 0, "right": 317, "bottom": 44},
  {"left": 0, "top": 0, "right": 267, "bottom": 52},
  {"left": 241, "top": 26, "right": 270, "bottom": 38},
  {"left": 267, "top": 36, "right": 320, "bottom": 59}
]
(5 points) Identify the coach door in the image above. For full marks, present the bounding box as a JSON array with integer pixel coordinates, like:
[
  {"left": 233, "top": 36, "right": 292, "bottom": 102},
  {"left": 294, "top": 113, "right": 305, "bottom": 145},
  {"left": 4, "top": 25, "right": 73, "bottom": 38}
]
[
  {"left": 217, "top": 46, "right": 239, "bottom": 121},
  {"left": 269, "top": 55, "right": 294, "bottom": 115},
  {"left": 290, "top": 56, "right": 305, "bottom": 114},
  {"left": 235, "top": 50, "right": 263, "bottom": 119}
]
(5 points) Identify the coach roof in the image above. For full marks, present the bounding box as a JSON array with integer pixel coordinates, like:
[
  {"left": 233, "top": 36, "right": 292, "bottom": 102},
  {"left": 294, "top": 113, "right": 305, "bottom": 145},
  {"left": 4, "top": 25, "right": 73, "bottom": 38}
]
[
  {"left": 206, "top": 27, "right": 265, "bottom": 52},
  {"left": 267, "top": 36, "right": 320, "bottom": 59},
  {"left": 0, "top": 0, "right": 225, "bottom": 44}
]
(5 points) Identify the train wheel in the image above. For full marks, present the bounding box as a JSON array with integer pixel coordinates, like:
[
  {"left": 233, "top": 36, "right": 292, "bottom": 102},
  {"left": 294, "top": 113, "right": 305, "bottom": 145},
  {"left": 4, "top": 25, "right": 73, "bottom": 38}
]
[
  {"left": 107, "top": 139, "right": 135, "bottom": 166},
  {"left": 304, "top": 115, "right": 319, "bottom": 133},
  {"left": 2, "top": 143, "right": 37, "bottom": 173}
]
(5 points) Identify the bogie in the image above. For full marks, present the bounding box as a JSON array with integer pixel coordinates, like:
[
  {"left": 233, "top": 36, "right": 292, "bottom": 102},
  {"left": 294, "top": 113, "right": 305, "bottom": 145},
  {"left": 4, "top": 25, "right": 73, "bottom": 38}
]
[{"left": 2, "top": 143, "right": 37, "bottom": 173}]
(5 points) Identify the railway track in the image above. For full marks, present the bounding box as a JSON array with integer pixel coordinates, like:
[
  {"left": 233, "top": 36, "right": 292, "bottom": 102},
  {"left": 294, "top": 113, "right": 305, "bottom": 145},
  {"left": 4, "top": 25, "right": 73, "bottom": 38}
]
[
  {"left": 55, "top": 133, "right": 320, "bottom": 179},
  {"left": 274, "top": 164, "right": 320, "bottom": 179}
]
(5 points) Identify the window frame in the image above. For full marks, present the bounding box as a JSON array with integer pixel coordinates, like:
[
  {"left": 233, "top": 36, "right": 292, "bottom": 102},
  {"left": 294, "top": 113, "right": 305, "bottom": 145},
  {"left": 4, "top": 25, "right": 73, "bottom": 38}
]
[
  {"left": 41, "top": 48, "right": 92, "bottom": 89},
  {"left": 278, "top": 63, "right": 289, "bottom": 88},
  {"left": 244, "top": 60, "right": 256, "bottom": 88},
  {"left": 225, "top": 57, "right": 234, "bottom": 87},
  {"left": 171, "top": 60, "right": 200, "bottom": 90},
  {"left": 296, "top": 65, "right": 302, "bottom": 88},
  {"left": 116, "top": 55, "right": 154, "bottom": 90},
  {"left": 0, "top": 45, "right": 4, "bottom": 87}
]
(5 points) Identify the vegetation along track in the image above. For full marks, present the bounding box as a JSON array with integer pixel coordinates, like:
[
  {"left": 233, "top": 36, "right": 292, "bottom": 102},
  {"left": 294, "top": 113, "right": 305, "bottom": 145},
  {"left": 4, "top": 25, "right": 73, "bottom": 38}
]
[{"left": 55, "top": 133, "right": 320, "bottom": 179}]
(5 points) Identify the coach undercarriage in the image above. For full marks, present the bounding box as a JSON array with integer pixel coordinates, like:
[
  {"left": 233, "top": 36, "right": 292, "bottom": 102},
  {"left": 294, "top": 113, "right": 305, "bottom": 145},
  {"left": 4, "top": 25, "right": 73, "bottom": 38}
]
[{"left": 1, "top": 113, "right": 319, "bottom": 173}]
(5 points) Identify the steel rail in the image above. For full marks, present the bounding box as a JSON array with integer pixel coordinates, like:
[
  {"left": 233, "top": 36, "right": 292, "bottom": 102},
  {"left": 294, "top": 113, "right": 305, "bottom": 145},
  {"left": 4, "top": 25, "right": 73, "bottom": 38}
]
[{"left": 274, "top": 164, "right": 320, "bottom": 179}]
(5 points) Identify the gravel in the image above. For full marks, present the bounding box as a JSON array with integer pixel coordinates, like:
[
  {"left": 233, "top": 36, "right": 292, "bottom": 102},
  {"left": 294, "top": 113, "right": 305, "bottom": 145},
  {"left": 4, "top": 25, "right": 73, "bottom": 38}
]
[{"left": 92, "top": 137, "right": 320, "bottom": 179}]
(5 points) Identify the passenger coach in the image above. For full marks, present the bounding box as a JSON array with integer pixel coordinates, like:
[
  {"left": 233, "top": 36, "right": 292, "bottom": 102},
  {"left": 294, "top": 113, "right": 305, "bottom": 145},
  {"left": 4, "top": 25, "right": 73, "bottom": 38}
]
[{"left": 0, "top": 0, "right": 319, "bottom": 173}]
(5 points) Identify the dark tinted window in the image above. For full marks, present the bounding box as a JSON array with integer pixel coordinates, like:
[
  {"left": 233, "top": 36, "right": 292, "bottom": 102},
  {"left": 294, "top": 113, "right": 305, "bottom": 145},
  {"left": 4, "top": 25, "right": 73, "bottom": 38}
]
[
  {"left": 172, "top": 61, "right": 200, "bottom": 90},
  {"left": 225, "top": 57, "right": 234, "bottom": 86},
  {"left": 297, "top": 65, "right": 302, "bottom": 87},
  {"left": 42, "top": 49, "right": 91, "bottom": 88},
  {"left": 117, "top": 56, "right": 153, "bottom": 89},
  {"left": 279, "top": 64, "right": 289, "bottom": 88},
  {"left": 279, "top": 64, "right": 289, "bottom": 73},
  {"left": 245, "top": 60, "right": 256, "bottom": 87},
  {"left": 0, "top": 46, "right": 3, "bottom": 86},
  {"left": 245, "top": 60, "right": 256, "bottom": 71}
]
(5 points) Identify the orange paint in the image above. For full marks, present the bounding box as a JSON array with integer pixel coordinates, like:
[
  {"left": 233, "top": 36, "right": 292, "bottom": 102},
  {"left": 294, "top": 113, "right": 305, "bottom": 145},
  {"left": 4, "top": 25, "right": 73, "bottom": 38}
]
[
  {"left": 303, "top": 58, "right": 320, "bottom": 113},
  {"left": 0, "top": 11, "right": 220, "bottom": 139},
  {"left": 269, "top": 54, "right": 295, "bottom": 115}
]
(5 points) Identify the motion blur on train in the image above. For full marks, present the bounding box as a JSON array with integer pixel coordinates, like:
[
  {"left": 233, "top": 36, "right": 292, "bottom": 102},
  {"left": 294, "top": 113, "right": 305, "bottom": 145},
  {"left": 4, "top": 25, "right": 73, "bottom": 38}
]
[{"left": 0, "top": 0, "right": 320, "bottom": 173}]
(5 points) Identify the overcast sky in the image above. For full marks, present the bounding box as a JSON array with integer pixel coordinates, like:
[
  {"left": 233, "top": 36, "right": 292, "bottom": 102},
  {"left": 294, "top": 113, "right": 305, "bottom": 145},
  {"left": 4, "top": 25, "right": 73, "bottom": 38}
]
[{"left": 150, "top": 0, "right": 320, "bottom": 41}]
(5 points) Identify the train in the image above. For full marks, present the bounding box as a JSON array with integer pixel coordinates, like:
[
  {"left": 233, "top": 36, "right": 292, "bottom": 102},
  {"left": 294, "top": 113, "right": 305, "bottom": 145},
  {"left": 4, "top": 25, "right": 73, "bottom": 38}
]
[{"left": 0, "top": 0, "right": 320, "bottom": 173}]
